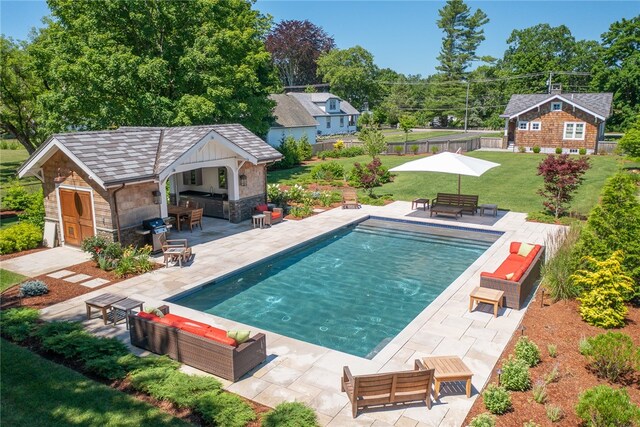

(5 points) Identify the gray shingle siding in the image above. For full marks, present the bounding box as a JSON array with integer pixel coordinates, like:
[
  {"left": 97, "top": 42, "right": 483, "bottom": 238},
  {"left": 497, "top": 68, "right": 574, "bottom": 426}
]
[{"left": 501, "top": 93, "right": 613, "bottom": 118}]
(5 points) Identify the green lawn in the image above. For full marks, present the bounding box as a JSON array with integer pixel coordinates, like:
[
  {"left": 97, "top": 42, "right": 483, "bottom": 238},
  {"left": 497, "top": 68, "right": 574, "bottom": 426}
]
[
  {"left": 268, "top": 152, "right": 622, "bottom": 215},
  {"left": 383, "top": 130, "right": 462, "bottom": 143},
  {"left": 0, "top": 269, "right": 27, "bottom": 292},
  {"left": 1, "top": 339, "right": 190, "bottom": 427}
]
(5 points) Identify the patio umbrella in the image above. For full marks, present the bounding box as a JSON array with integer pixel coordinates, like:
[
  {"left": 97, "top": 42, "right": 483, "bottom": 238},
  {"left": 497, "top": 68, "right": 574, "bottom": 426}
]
[{"left": 389, "top": 151, "right": 500, "bottom": 194}]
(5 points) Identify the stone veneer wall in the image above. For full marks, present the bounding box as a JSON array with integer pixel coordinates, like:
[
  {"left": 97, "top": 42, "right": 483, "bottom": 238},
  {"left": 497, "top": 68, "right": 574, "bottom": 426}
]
[
  {"left": 229, "top": 194, "right": 266, "bottom": 223},
  {"left": 238, "top": 163, "right": 266, "bottom": 200}
]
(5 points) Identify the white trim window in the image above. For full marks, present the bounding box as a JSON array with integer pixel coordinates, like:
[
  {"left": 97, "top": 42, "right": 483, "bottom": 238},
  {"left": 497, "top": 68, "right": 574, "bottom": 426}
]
[
  {"left": 325, "top": 117, "right": 331, "bottom": 129},
  {"left": 530, "top": 122, "right": 541, "bottom": 131},
  {"left": 339, "top": 116, "right": 344, "bottom": 127},
  {"left": 551, "top": 102, "right": 562, "bottom": 111},
  {"left": 329, "top": 99, "right": 337, "bottom": 111},
  {"left": 564, "top": 122, "right": 585, "bottom": 140},
  {"left": 518, "top": 121, "right": 529, "bottom": 130}
]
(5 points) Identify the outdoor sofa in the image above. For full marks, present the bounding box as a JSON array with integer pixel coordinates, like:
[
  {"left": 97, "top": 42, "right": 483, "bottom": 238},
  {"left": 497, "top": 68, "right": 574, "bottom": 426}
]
[
  {"left": 430, "top": 192, "right": 479, "bottom": 216},
  {"left": 480, "top": 242, "right": 545, "bottom": 309},
  {"left": 129, "top": 306, "right": 266, "bottom": 381},
  {"left": 255, "top": 203, "right": 283, "bottom": 226}
]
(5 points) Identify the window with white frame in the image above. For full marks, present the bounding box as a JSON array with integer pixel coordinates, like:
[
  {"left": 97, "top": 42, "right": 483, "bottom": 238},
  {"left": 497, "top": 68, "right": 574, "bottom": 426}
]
[
  {"left": 564, "top": 122, "right": 585, "bottom": 140},
  {"left": 551, "top": 102, "right": 562, "bottom": 111},
  {"left": 518, "top": 121, "right": 529, "bottom": 130},
  {"left": 340, "top": 116, "right": 344, "bottom": 127},
  {"left": 530, "top": 122, "right": 541, "bottom": 131},
  {"left": 329, "top": 99, "right": 337, "bottom": 110},
  {"left": 326, "top": 117, "right": 331, "bottom": 128},
  {"left": 569, "top": 148, "right": 578, "bottom": 153}
]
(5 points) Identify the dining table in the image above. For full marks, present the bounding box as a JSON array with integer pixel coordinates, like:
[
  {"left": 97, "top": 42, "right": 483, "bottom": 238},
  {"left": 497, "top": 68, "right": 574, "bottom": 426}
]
[{"left": 167, "top": 205, "right": 194, "bottom": 231}]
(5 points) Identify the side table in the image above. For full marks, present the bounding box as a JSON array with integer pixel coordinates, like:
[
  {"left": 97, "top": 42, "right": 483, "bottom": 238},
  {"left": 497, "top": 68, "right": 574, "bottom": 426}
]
[
  {"left": 85, "top": 293, "right": 126, "bottom": 325},
  {"left": 252, "top": 214, "right": 265, "bottom": 229},
  {"left": 423, "top": 355, "right": 473, "bottom": 399},
  {"left": 411, "top": 198, "right": 430, "bottom": 211},
  {"left": 110, "top": 298, "right": 144, "bottom": 329},
  {"left": 480, "top": 203, "right": 498, "bottom": 217}
]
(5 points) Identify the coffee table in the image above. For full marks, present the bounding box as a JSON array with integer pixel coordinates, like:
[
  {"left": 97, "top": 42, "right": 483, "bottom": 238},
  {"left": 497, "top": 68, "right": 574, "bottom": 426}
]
[
  {"left": 411, "top": 198, "right": 430, "bottom": 211},
  {"left": 85, "top": 293, "right": 126, "bottom": 325},
  {"left": 470, "top": 286, "right": 504, "bottom": 317},
  {"left": 164, "top": 246, "right": 186, "bottom": 268},
  {"left": 110, "top": 297, "right": 144, "bottom": 329},
  {"left": 480, "top": 203, "right": 498, "bottom": 217},
  {"left": 430, "top": 205, "right": 463, "bottom": 219},
  {"left": 423, "top": 355, "right": 473, "bottom": 399}
]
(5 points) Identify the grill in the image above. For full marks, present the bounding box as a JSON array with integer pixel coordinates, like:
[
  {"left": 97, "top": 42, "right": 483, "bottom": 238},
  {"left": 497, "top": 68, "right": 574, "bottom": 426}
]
[{"left": 141, "top": 217, "right": 168, "bottom": 253}]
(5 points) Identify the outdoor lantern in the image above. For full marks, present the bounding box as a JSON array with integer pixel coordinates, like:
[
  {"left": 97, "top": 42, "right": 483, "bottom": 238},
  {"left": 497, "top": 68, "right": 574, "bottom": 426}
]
[
  {"left": 152, "top": 190, "right": 162, "bottom": 204},
  {"left": 496, "top": 368, "right": 502, "bottom": 385},
  {"left": 239, "top": 174, "right": 247, "bottom": 186}
]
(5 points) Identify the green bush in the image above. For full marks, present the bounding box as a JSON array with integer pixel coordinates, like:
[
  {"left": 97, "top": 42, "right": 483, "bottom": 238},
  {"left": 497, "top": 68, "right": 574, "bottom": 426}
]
[
  {"left": 515, "top": 336, "right": 541, "bottom": 367},
  {"left": 394, "top": 145, "right": 404, "bottom": 155},
  {"left": 0, "top": 307, "right": 40, "bottom": 341},
  {"left": 482, "top": 384, "right": 512, "bottom": 415},
  {"left": 545, "top": 404, "right": 564, "bottom": 422},
  {"left": 523, "top": 421, "right": 541, "bottom": 427},
  {"left": 501, "top": 357, "right": 531, "bottom": 391},
  {"left": 469, "top": 413, "right": 496, "bottom": 427},
  {"left": 547, "top": 344, "right": 558, "bottom": 358},
  {"left": 575, "top": 385, "right": 640, "bottom": 427},
  {"left": 289, "top": 203, "right": 314, "bottom": 219},
  {"left": 618, "top": 117, "right": 640, "bottom": 158},
  {"left": 1, "top": 181, "right": 34, "bottom": 211},
  {"left": 532, "top": 146, "right": 541, "bottom": 153},
  {"left": 318, "top": 146, "right": 364, "bottom": 159},
  {"left": 310, "top": 161, "right": 345, "bottom": 181},
  {"left": 432, "top": 145, "right": 440, "bottom": 154},
  {"left": 113, "top": 245, "right": 153, "bottom": 278},
  {"left": 81, "top": 235, "right": 111, "bottom": 261},
  {"left": 349, "top": 157, "right": 392, "bottom": 196},
  {"left": 410, "top": 144, "right": 419, "bottom": 155},
  {"left": 18, "top": 280, "right": 49, "bottom": 297},
  {"left": 297, "top": 135, "right": 313, "bottom": 161},
  {"left": 18, "top": 189, "right": 45, "bottom": 229},
  {"left": 286, "top": 184, "right": 307, "bottom": 203},
  {"left": 262, "top": 402, "right": 319, "bottom": 427},
  {"left": 579, "top": 148, "right": 587, "bottom": 155},
  {"left": 267, "top": 184, "right": 289, "bottom": 207},
  {"left": 195, "top": 391, "right": 255, "bottom": 427},
  {"left": 32, "top": 321, "right": 83, "bottom": 341},
  {"left": 0, "top": 222, "right": 42, "bottom": 254},
  {"left": 117, "top": 353, "right": 179, "bottom": 374},
  {"left": 272, "top": 136, "right": 302, "bottom": 169},
  {"left": 555, "top": 147, "right": 562, "bottom": 154},
  {"left": 541, "top": 225, "right": 582, "bottom": 300},
  {"left": 574, "top": 252, "right": 635, "bottom": 328},
  {"left": 583, "top": 332, "right": 639, "bottom": 382},
  {"left": 531, "top": 380, "right": 547, "bottom": 404},
  {"left": 544, "top": 364, "right": 560, "bottom": 384}
]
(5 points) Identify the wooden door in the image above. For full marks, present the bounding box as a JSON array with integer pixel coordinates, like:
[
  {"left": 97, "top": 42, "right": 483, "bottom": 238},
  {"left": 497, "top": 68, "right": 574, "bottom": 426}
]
[{"left": 59, "top": 189, "right": 95, "bottom": 246}]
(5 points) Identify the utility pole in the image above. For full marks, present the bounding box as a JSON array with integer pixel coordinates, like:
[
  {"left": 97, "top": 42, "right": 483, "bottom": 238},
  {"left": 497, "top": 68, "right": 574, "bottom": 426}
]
[
  {"left": 548, "top": 72, "right": 553, "bottom": 93},
  {"left": 464, "top": 80, "right": 470, "bottom": 133}
]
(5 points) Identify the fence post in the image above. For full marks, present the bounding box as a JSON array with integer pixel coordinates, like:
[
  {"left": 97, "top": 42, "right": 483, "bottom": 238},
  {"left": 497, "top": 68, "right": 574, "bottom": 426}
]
[
  {"left": 426, "top": 141, "right": 430, "bottom": 154},
  {"left": 404, "top": 142, "right": 408, "bottom": 154},
  {"left": 447, "top": 140, "right": 451, "bottom": 152}
]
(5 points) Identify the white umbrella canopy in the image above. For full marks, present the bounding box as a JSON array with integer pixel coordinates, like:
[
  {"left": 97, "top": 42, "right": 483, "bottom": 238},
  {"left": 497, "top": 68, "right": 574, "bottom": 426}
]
[{"left": 389, "top": 151, "right": 500, "bottom": 194}]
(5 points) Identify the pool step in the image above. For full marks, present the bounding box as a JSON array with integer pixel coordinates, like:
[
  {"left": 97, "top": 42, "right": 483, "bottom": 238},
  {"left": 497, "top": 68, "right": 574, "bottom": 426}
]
[
  {"left": 361, "top": 218, "right": 499, "bottom": 243},
  {"left": 354, "top": 224, "right": 491, "bottom": 251}
]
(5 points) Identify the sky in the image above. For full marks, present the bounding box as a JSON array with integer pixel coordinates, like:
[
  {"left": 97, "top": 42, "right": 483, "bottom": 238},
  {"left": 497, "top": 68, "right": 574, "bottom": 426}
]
[{"left": 1, "top": 0, "right": 638, "bottom": 76}]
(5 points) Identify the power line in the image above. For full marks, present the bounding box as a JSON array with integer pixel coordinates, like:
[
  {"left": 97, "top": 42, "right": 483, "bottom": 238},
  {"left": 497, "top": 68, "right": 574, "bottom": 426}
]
[{"left": 374, "top": 71, "right": 591, "bottom": 86}]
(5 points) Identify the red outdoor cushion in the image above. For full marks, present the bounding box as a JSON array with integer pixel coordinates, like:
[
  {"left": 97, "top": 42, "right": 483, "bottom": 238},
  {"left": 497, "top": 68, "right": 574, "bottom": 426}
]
[
  {"left": 270, "top": 211, "right": 282, "bottom": 220},
  {"left": 510, "top": 242, "right": 522, "bottom": 254},
  {"left": 204, "top": 330, "right": 237, "bottom": 347},
  {"left": 138, "top": 311, "right": 159, "bottom": 321},
  {"left": 256, "top": 204, "right": 269, "bottom": 212},
  {"left": 156, "top": 317, "right": 181, "bottom": 327},
  {"left": 179, "top": 324, "right": 211, "bottom": 338}
]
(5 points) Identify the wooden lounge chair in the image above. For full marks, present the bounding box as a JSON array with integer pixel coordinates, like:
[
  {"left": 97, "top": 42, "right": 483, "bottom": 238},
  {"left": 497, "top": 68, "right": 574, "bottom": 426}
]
[
  {"left": 342, "top": 189, "right": 360, "bottom": 209},
  {"left": 342, "top": 359, "right": 435, "bottom": 418},
  {"left": 159, "top": 234, "right": 192, "bottom": 267}
]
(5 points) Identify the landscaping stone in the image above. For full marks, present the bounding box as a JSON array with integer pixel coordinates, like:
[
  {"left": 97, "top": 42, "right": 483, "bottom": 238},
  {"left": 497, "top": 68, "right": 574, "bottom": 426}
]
[
  {"left": 63, "top": 274, "right": 92, "bottom": 283},
  {"left": 46, "top": 269, "right": 76, "bottom": 279},
  {"left": 80, "top": 278, "right": 110, "bottom": 288}
]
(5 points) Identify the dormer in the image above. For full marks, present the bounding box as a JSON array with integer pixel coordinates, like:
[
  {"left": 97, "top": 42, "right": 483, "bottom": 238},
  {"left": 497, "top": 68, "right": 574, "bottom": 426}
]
[{"left": 326, "top": 97, "right": 340, "bottom": 113}]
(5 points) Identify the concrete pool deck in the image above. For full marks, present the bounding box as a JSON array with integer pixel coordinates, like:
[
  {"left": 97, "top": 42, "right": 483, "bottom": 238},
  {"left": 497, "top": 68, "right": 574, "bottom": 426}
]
[{"left": 36, "top": 202, "right": 562, "bottom": 427}]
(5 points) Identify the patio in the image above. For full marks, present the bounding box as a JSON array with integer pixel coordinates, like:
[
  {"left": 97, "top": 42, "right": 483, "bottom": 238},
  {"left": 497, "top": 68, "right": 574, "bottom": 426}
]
[{"left": 33, "top": 203, "right": 562, "bottom": 426}]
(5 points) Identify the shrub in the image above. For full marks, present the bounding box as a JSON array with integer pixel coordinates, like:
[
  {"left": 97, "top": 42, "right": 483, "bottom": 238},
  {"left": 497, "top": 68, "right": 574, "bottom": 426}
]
[
  {"left": 501, "top": 357, "right": 531, "bottom": 391},
  {"left": 579, "top": 148, "right": 587, "bottom": 155},
  {"left": 286, "top": 183, "right": 307, "bottom": 203},
  {"left": 410, "top": 144, "right": 419, "bottom": 155},
  {"left": 541, "top": 225, "right": 582, "bottom": 300},
  {"left": 32, "top": 321, "right": 83, "bottom": 341},
  {"left": 273, "top": 136, "right": 302, "bottom": 169},
  {"left": 262, "top": 402, "right": 320, "bottom": 427},
  {"left": 532, "top": 146, "right": 541, "bottom": 153},
  {"left": 117, "top": 354, "right": 179, "bottom": 374},
  {"left": 482, "top": 384, "right": 512, "bottom": 415},
  {"left": 0, "top": 222, "right": 42, "bottom": 254},
  {"left": 583, "top": 332, "right": 639, "bottom": 382},
  {"left": 81, "top": 235, "right": 110, "bottom": 261},
  {"left": 555, "top": 147, "right": 562, "bottom": 154},
  {"left": 576, "top": 385, "right": 640, "bottom": 427},
  {"left": 310, "top": 161, "right": 345, "bottom": 181},
  {"left": 545, "top": 404, "right": 564, "bottom": 422},
  {"left": 518, "top": 145, "right": 526, "bottom": 153},
  {"left": 1, "top": 181, "right": 34, "bottom": 211},
  {"left": 267, "top": 184, "right": 288, "bottom": 207},
  {"left": 469, "top": 413, "right": 496, "bottom": 427},
  {"left": 431, "top": 145, "right": 440, "bottom": 154},
  {"left": 531, "top": 380, "right": 547, "bottom": 404},
  {"left": 544, "top": 364, "right": 560, "bottom": 384},
  {"left": 349, "top": 157, "right": 392, "bottom": 196},
  {"left": 84, "top": 355, "right": 127, "bottom": 379},
  {"left": 618, "top": 117, "right": 640, "bottom": 158},
  {"left": 574, "top": 252, "right": 635, "bottom": 328},
  {"left": 342, "top": 146, "right": 365, "bottom": 157},
  {"left": 18, "top": 280, "right": 49, "bottom": 297},
  {"left": 0, "top": 307, "right": 39, "bottom": 341},
  {"left": 394, "top": 145, "right": 403, "bottom": 155},
  {"left": 537, "top": 154, "right": 590, "bottom": 218},
  {"left": 523, "top": 421, "right": 541, "bottom": 427},
  {"left": 289, "top": 203, "right": 314, "bottom": 219},
  {"left": 333, "top": 139, "right": 344, "bottom": 151},
  {"left": 579, "top": 336, "right": 592, "bottom": 355},
  {"left": 195, "top": 391, "right": 255, "bottom": 427},
  {"left": 360, "top": 128, "right": 387, "bottom": 158},
  {"left": 515, "top": 336, "right": 541, "bottom": 367},
  {"left": 113, "top": 245, "right": 153, "bottom": 278},
  {"left": 297, "top": 135, "right": 312, "bottom": 161},
  {"left": 547, "top": 344, "right": 558, "bottom": 358}
]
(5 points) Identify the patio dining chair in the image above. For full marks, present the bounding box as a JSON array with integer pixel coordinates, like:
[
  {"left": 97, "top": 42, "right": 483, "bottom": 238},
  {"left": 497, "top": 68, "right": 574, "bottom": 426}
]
[{"left": 186, "top": 208, "right": 203, "bottom": 232}]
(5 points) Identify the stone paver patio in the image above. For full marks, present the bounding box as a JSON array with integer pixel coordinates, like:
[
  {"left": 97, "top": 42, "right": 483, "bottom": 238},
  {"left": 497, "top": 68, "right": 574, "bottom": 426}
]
[{"left": 29, "top": 203, "right": 561, "bottom": 426}]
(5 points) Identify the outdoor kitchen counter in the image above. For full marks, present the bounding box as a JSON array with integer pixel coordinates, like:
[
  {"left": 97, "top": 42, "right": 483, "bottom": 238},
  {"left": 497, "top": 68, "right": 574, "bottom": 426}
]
[{"left": 178, "top": 193, "right": 229, "bottom": 220}]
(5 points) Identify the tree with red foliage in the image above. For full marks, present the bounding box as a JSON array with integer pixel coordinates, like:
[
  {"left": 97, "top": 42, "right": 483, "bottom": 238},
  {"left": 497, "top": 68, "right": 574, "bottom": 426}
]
[
  {"left": 265, "top": 20, "right": 335, "bottom": 87},
  {"left": 350, "top": 157, "right": 392, "bottom": 196},
  {"left": 537, "top": 154, "right": 590, "bottom": 218}
]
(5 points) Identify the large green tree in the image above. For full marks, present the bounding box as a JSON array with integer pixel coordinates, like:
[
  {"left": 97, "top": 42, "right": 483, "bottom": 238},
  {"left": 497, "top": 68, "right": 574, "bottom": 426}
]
[
  {"left": 19, "top": 0, "right": 278, "bottom": 140},
  {"left": 316, "top": 46, "right": 380, "bottom": 110}
]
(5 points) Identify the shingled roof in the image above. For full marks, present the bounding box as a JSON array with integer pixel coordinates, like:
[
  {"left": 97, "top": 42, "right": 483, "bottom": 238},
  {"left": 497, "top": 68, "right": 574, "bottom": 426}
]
[
  {"left": 288, "top": 92, "right": 360, "bottom": 116},
  {"left": 501, "top": 93, "right": 613, "bottom": 119},
  {"left": 269, "top": 94, "right": 317, "bottom": 128},
  {"left": 18, "top": 124, "right": 282, "bottom": 187}
]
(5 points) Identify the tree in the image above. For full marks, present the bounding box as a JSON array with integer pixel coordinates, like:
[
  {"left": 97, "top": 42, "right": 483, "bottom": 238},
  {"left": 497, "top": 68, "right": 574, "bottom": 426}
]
[
  {"left": 359, "top": 127, "right": 387, "bottom": 158},
  {"left": 265, "top": 19, "right": 335, "bottom": 87},
  {"left": 316, "top": 46, "right": 380, "bottom": 110},
  {"left": 0, "top": 37, "right": 47, "bottom": 153},
  {"left": 436, "top": 0, "right": 489, "bottom": 79},
  {"left": 28, "top": 0, "right": 278, "bottom": 139},
  {"left": 398, "top": 115, "right": 417, "bottom": 142},
  {"left": 536, "top": 154, "right": 590, "bottom": 218},
  {"left": 618, "top": 115, "right": 640, "bottom": 157}
]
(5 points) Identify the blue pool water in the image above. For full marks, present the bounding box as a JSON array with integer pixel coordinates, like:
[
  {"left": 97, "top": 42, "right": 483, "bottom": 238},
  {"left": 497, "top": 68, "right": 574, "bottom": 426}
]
[{"left": 174, "top": 219, "right": 498, "bottom": 358}]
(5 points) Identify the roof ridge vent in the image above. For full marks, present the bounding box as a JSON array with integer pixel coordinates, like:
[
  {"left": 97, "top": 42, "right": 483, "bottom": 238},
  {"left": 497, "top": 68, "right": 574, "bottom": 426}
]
[{"left": 153, "top": 129, "right": 165, "bottom": 174}]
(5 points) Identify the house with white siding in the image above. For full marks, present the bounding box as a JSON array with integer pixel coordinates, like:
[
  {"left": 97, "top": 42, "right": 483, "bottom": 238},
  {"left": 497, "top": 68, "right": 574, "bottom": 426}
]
[{"left": 266, "top": 94, "right": 318, "bottom": 147}]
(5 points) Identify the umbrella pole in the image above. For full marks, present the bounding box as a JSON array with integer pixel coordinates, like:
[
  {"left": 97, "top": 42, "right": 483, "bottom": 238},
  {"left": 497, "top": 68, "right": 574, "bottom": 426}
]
[{"left": 458, "top": 174, "right": 461, "bottom": 194}]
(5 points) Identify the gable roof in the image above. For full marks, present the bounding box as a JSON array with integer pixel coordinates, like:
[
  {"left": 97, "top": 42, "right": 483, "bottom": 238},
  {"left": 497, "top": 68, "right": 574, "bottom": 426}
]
[
  {"left": 501, "top": 92, "right": 613, "bottom": 120},
  {"left": 18, "top": 125, "right": 282, "bottom": 188},
  {"left": 269, "top": 94, "right": 317, "bottom": 128},
  {"left": 288, "top": 92, "right": 360, "bottom": 117}
]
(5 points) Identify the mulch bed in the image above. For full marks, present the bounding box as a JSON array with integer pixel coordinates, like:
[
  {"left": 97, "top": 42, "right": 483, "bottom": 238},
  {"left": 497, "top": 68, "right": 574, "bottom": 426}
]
[
  {"left": 0, "top": 260, "right": 162, "bottom": 310},
  {"left": 464, "top": 291, "right": 640, "bottom": 426}
]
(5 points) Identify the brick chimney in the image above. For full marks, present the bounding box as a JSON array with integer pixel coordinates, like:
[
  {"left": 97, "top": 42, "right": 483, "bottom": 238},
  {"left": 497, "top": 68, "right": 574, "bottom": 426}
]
[{"left": 550, "top": 83, "right": 562, "bottom": 95}]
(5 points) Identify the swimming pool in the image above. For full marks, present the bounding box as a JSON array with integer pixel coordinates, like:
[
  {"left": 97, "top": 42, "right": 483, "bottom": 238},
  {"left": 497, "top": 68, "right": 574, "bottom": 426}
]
[{"left": 173, "top": 218, "right": 500, "bottom": 358}]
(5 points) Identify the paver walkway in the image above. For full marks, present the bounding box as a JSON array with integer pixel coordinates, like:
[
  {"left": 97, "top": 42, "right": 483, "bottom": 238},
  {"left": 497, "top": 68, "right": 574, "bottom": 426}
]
[
  {"left": 2, "top": 246, "right": 90, "bottom": 277},
  {"left": 37, "top": 203, "right": 562, "bottom": 427}
]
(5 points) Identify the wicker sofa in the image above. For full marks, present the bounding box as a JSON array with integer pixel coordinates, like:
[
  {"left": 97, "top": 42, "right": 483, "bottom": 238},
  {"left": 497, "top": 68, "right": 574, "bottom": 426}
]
[
  {"left": 480, "top": 242, "right": 545, "bottom": 309},
  {"left": 255, "top": 203, "right": 283, "bottom": 226},
  {"left": 128, "top": 306, "right": 266, "bottom": 381}
]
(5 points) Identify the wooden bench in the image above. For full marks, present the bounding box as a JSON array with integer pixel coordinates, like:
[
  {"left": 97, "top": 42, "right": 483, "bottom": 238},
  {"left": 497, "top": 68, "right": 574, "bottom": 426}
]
[
  {"left": 469, "top": 286, "right": 504, "bottom": 317},
  {"left": 430, "top": 193, "right": 479, "bottom": 216},
  {"left": 341, "top": 360, "right": 435, "bottom": 418}
]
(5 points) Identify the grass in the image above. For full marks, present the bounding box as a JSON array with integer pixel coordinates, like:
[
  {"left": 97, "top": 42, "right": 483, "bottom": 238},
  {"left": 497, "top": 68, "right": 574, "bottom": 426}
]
[
  {"left": 384, "top": 130, "right": 462, "bottom": 143},
  {"left": 0, "top": 339, "right": 190, "bottom": 427},
  {"left": 0, "top": 269, "right": 27, "bottom": 292},
  {"left": 268, "top": 152, "right": 622, "bottom": 215}
]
